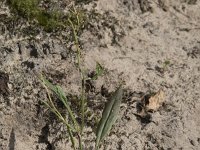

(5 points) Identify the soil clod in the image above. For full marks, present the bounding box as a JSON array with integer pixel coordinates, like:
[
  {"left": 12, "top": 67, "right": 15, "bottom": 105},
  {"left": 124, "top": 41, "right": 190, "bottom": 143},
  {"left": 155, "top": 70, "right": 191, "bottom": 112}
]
[{"left": 0, "top": 71, "right": 9, "bottom": 96}]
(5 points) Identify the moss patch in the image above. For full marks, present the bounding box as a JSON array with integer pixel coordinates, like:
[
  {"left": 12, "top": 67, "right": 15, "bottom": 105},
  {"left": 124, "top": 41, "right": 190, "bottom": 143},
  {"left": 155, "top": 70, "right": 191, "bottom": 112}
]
[{"left": 7, "top": 0, "right": 85, "bottom": 32}]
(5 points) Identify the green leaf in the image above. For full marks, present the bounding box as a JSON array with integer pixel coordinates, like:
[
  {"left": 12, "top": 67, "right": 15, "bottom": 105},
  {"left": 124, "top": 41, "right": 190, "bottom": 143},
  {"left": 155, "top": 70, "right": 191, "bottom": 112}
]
[
  {"left": 96, "top": 62, "right": 104, "bottom": 76},
  {"left": 92, "top": 62, "right": 104, "bottom": 80},
  {"left": 96, "top": 86, "right": 123, "bottom": 149},
  {"left": 41, "top": 78, "right": 68, "bottom": 106},
  {"left": 56, "top": 86, "right": 69, "bottom": 107},
  {"left": 41, "top": 76, "right": 79, "bottom": 131}
]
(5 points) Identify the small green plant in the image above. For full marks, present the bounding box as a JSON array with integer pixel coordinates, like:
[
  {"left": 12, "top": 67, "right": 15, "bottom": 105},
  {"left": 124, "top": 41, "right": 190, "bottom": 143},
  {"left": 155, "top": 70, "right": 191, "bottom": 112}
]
[
  {"left": 164, "top": 60, "right": 170, "bottom": 67},
  {"left": 91, "top": 62, "right": 105, "bottom": 80},
  {"left": 162, "top": 59, "right": 171, "bottom": 72},
  {"left": 39, "top": 9, "right": 123, "bottom": 149},
  {"left": 40, "top": 75, "right": 123, "bottom": 149}
]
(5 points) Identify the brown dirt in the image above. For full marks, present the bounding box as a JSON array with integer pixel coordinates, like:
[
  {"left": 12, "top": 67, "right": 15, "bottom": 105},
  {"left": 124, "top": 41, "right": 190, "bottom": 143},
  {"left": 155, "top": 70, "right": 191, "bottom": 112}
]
[{"left": 1, "top": 0, "right": 200, "bottom": 150}]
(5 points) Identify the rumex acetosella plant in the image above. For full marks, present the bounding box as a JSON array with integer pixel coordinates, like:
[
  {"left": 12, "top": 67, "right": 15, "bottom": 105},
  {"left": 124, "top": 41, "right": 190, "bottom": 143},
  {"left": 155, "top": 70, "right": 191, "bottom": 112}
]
[
  {"left": 6, "top": 0, "right": 123, "bottom": 148},
  {"left": 38, "top": 5, "right": 123, "bottom": 150}
]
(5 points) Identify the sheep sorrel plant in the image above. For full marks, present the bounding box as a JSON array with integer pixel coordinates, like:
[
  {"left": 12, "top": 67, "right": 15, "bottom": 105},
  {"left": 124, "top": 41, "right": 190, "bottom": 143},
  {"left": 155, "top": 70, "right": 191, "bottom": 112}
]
[{"left": 39, "top": 7, "right": 123, "bottom": 150}]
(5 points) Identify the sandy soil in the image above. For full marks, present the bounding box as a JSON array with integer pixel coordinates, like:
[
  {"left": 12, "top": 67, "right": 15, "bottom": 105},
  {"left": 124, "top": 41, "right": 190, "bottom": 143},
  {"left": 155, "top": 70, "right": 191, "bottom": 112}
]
[{"left": 0, "top": 0, "right": 200, "bottom": 150}]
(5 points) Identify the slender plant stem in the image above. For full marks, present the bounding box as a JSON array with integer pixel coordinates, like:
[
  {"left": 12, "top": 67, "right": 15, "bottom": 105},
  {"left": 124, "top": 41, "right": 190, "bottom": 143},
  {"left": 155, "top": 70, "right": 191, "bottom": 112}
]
[
  {"left": 41, "top": 76, "right": 80, "bottom": 132},
  {"left": 67, "top": 127, "right": 76, "bottom": 150},
  {"left": 40, "top": 79, "right": 76, "bottom": 149},
  {"left": 68, "top": 18, "right": 86, "bottom": 134},
  {"left": 41, "top": 80, "right": 74, "bottom": 131},
  {"left": 39, "top": 7, "right": 86, "bottom": 149},
  {"left": 78, "top": 133, "right": 83, "bottom": 150},
  {"left": 58, "top": 92, "right": 80, "bottom": 131}
]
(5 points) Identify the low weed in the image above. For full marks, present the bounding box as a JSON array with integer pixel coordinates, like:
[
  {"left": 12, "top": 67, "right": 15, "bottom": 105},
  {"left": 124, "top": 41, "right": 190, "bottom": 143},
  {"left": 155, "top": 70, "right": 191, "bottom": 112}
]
[
  {"left": 8, "top": 0, "right": 123, "bottom": 148},
  {"left": 38, "top": 7, "right": 123, "bottom": 150}
]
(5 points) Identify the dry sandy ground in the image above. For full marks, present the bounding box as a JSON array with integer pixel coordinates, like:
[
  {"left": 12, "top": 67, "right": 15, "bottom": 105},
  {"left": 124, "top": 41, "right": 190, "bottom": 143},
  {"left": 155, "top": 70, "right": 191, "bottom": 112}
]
[{"left": 0, "top": 0, "right": 200, "bottom": 150}]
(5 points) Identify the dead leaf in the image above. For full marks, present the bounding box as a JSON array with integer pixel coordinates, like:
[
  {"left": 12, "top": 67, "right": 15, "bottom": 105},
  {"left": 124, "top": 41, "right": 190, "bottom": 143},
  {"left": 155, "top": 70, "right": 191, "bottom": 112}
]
[
  {"left": 145, "top": 89, "right": 165, "bottom": 111},
  {"left": 135, "top": 89, "right": 165, "bottom": 124}
]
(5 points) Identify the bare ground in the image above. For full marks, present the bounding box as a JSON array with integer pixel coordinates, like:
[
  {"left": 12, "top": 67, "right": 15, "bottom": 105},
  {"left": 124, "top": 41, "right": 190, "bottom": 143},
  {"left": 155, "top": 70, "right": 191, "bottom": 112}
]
[{"left": 0, "top": 0, "right": 200, "bottom": 150}]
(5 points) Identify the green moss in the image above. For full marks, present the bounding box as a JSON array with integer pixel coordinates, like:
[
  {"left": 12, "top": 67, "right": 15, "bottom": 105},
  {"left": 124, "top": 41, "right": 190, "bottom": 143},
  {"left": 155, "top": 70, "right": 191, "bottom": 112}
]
[
  {"left": 36, "top": 10, "right": 65, "bottom": 32},
  {"left": 7, "top": 0, "right": 86, "bottom": 32},
  {"left": 8, "top": 0, "right": 40, "bottom": 19}
]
